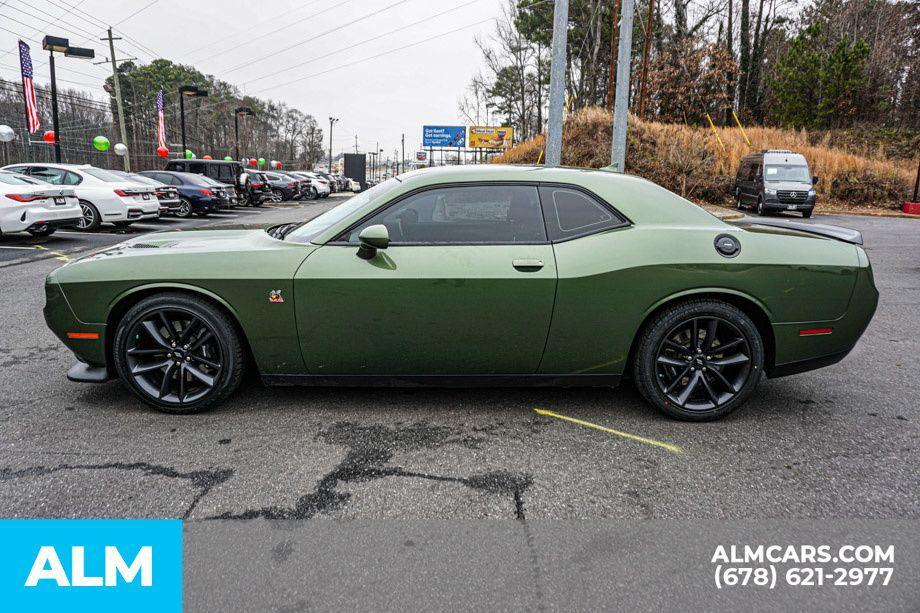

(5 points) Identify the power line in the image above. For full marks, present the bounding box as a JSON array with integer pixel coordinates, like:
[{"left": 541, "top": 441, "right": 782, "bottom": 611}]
[
  {"left": 217, "top": 0, "right": 405, "bottom": 75},
  {"left": 111, "top": 0, "right": 159, "bottom": 28},
  {"left": 244, "top": 0, "right": 483, "bottom": 87}
]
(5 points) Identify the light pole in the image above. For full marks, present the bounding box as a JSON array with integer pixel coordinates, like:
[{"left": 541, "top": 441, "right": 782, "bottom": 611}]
[
  {"left": 234, "top": 106, "right": 254, "bottom": 161},
  {"left": 328, "top": 117, "right": 338, "bottom": 172},
  {"left": 41, "top": 36, "right": 94, "bottom": 163},
  {"left": 178, "top": 85, "right": 208, "bottom": 157}
]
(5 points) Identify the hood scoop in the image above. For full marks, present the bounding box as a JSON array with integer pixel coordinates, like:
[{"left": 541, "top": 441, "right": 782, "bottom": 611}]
[{"left": 130, "top": 240, "right": 181, "bottom": 249}]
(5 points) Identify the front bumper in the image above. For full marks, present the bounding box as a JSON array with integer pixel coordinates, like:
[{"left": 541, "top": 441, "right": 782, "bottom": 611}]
[
  {"left": 763, "top": 193, "right": 816, "bottom": 212},
  {"left": 44, "top": 278, "right": 107, "bottom": 368}
]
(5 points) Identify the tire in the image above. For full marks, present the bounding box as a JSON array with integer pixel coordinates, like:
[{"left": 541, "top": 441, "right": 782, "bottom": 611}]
[
  {"left": 307, "top": 188, "right": 317, "bottom": 200},
  {"left": 272, "top": 189, "right": 284, "bottom": 202},
  {"left": 112, "top": 292, "right": 245, "bottom": 414},
  {"left": 756, "top": 197, "right": 765, "bottom": 216},
  {"left": 76, "top": 200, "right": 101, "bottom": 231},
  {"left": 27, "top": 226, "right": 55, "bottom": 237},
  {"left": 175, "top": 198, "right": 193, "bottom": 218},
  {"left": 632, "top": 299, "right": 765, "bottom": 421},
  {"left": 802, "top": 209, "right": 813, "bottom": 219}
]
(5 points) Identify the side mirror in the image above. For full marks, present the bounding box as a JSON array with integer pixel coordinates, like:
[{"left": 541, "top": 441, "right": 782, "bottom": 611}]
[
  {"left": 812, "top": 176, "right": 819, "bottom": 185},
  {"left": 357, "top": 224, "right": 389, "bottom": 260}
]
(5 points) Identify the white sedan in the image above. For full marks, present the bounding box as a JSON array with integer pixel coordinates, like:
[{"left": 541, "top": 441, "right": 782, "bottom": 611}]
[
  {"left": 0, "top": 170, "right": 82, "bottom": 237},
  {"left": 1, "top": 163, "right": 159, "bottom": 231}
]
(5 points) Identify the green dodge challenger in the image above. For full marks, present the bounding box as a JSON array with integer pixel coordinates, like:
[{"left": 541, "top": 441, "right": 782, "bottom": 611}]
[{"left": 44, "top": 165, "right": 878, "bottom": 421}]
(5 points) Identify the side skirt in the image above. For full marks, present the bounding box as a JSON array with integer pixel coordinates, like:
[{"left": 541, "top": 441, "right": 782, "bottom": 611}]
[{"left": 261, "top": 374, "right": 621, "bottom": 388}]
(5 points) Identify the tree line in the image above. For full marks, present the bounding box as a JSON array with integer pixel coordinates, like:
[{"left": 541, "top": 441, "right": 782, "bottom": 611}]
[
  {"left": 460, "top": 0, "right": 919, "bottom": 142},
  {"left": 0, "top": 59, "right": 325, "bottom": 170}
]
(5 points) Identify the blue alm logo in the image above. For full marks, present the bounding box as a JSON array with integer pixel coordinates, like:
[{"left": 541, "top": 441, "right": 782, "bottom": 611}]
[{"left": 0, "top": 519, "right": 182, "bottom": 613}]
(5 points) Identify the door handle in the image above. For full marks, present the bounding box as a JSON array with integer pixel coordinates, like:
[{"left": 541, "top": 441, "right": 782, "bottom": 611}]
[{"left": 512, "top": 259, "right": 544, "bottom": 271}]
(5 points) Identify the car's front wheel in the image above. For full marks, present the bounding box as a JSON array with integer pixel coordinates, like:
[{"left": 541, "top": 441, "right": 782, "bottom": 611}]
[
  {"left": 632, "top": 299, "right": 764, "bottom": 421},
  {"left": 175, "top": 198, "right": 193, "bottom": 218},
  {"left": 76, "top": 200, "right": 101, "bottom": 230},
  {"left": 113, "top": 293, "right": 245, "bottom": 414}
]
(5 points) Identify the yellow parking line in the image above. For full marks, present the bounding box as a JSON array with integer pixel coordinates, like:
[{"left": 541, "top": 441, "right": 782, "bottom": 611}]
[
  {"left": 32, "top": 245, "right": 71, "bottom": 262},
  {"left": 534, "top": 409, "right": 683, "bottom": 455}
]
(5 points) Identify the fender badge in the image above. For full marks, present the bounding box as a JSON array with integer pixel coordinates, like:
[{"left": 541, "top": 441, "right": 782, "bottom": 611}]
[{"left": 269, "top": 289, "right": 284, "bottom": 303}]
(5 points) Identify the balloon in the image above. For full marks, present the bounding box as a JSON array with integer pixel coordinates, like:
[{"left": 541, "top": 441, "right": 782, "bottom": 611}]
[
  {"left": 203, "top": 154, "right": 212, "bottom": 160},
  {"left": 223, "top": 156, "right": 233, "bottom": 161},
  {"left": 276, "top": 161, "right": 282, "bottom": 169},
  {"left": 43, "top": 130, "right": 56, "bottom": 144},
  {"left": 184, "top": 149, "right": 195, "bottom": 159},
  {"left": 157, "top": 146, "right": 169, "bottom": 158},
  {"left": 0, "top": 125, "right": 14, "bottom": 143},
  {"left": 257, "top": 157, "right": 265, "bottom": 167},
  {"left": 269, "top": 160, "right": 278, "bottom": 168},
  {"left": 114, "top": 143, "right": 127, "bottom": 156},
  {"left": 92, "top": 135, "right": 110, "bottom": 151},
  {"left": 249, "top": 158, "right": 257, "bottom": 167}
]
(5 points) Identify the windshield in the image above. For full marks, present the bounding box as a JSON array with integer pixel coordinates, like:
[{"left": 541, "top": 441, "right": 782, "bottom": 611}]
[
  {"left": 286, "top": 177, "right": 402, "bottom": 244},
  {"left": 764, "top": 164, "right": 811, "bottom": 183},
  {"left": 82, "top": 167, "right": 131, "bottom": 183}
]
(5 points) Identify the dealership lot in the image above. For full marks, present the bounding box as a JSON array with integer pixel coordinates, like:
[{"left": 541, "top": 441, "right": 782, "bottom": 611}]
[{"left": 0, "top": 203, "right": 917, "bottom": 520}]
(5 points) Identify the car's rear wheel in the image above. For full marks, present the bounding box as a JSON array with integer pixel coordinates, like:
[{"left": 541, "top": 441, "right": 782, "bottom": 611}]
[
  {"left": 113, "top": 293, "right": 244, "bottom": 414},
  {"left": 76, "top": 200, "right": 101, "bottom": 230},
  {"left": 633, "top": 300, "right": 764, "bottom": 421}
]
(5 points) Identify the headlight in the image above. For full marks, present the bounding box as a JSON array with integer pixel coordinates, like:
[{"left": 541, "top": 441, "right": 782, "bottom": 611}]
[
  {"left": 764, "top": 187, "right": 777, "bottom": 195},
  {"left": 808, "top": 189, "right": 816, "bottom": 196}
]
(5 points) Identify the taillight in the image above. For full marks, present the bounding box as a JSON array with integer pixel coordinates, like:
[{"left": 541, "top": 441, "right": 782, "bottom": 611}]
[
  {"left": 251, "top": 182, "right": 263, "bottom": 188},
  {"left": 286, "top": 182, "right": 295, "bottom": 187},
  {"left": 5, "top": 193, "right": 45, "bottom": 202},
  {"left": 200, "top": 189, "right": 213, "bottom": 196},
  {"left": 114, "top": 189, "right": 128, "bottom": 197}
]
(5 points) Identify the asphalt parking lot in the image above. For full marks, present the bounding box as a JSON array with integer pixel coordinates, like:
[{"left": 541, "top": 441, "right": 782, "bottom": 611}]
[{"left": 0, "top": 202, "right": 917, "bottom": 521}]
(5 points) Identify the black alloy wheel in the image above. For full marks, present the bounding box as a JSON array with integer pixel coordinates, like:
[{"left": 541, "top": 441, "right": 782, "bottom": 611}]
[
  {"left": 633, "top": 300, "right": 764, "bottom": 421},
  {"left": 113, "top": 294, "right": 244, "bottom": 413}
]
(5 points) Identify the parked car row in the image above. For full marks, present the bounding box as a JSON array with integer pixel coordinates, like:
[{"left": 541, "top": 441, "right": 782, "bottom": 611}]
[{"left": 0, "top": 161, "right": 355, "bottom": 236}]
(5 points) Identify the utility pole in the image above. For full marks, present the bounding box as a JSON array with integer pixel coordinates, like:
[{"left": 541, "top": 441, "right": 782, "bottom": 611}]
[
  {"left": 545, "top": 0, "right": 569, "bottom": 167},
  {"left": 636, "top": 0, "right": 655, "bottom": 117},
  {"left": 400, "top": 133, "right": 405, "bottom": 175},
  {"left": 606, "top": 0, "right": 622, "bottom": 110},
  {"left": 354, "top": 134, "right": 358, "bottom": 154},
  {"left": 609, "top": 0, "right": 635, "bottom": 172},
  {"left": 328, "top": 117, "right": 338, "bottom": 172},
  {"left": 102, "top": 28, "right": 131, "bottom": 171}
]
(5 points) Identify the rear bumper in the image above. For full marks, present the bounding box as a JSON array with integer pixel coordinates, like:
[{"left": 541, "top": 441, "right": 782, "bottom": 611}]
[
  {"left": 2, "top": 204, "right": 82, "bottom": 232},
  {"left": 768, "top": 258, "right": 878, "bottom": 377},
  {"left": 158, "top": 197, "right": 182, "bottom": 213}
]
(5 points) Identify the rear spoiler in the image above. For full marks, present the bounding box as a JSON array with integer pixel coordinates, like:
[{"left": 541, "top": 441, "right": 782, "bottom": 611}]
[{"left": 733, "top": 218, "right": 863, "bottom": 245}]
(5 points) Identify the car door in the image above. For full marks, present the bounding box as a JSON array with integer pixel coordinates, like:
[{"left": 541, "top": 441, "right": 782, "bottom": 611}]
[{"left": 294, "top": 183, "right": 557, "bottom": 375}]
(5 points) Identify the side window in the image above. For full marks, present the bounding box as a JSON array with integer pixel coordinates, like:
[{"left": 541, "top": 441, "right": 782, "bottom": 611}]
[
  {"left": 737, "top": 162, "right": 748, "bottom": 180},
  {"left": 167, "top": 162, "right": 185, "bottom": 172},
  {"left": 538, "top": 186, "right": 625, "bottom": 241},
  {"left": 29, "top": 167, "right": 67, "bottom": 185},
  {"left": 342, "top": 185, "right": 546, "bottom": 245},
  {"left": 63, "top": 171, "right": 82, "bottom": 185},
  {"left": 188, "top": 162, "right": 206, "bottom": 174},
  {"left": 749, "top": 163, "right": 761, "bottom": 181},
  {"left": 4, "top": 165, "right": 28, "bottom": 174},
  {"left": 217, "top": 165, "right": 234, "bottom": 181}
]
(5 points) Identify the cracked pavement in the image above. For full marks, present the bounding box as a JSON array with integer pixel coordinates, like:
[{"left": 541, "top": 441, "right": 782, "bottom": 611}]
[{"left": 0, "top": 205, "right": 918, "bottom": 522}]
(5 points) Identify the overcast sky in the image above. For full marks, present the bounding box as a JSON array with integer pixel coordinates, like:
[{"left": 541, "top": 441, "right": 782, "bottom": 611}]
[{"left": 0, "top": 0, "right": 506, "bottom": 160}]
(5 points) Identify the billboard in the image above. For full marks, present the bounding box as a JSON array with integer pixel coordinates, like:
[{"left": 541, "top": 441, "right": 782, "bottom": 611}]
[
  {"left": 469, "top": 126, "right": 514, "bottom": 149},
  {"left": 416, "top": 150, "right": 428, "bottom": 162},
  {"left": 423, "top": 125, "right": 466, "bottom": 147}
]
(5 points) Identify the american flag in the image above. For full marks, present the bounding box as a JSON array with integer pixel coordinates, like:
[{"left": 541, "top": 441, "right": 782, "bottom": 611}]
[
  {"left": 156, "top": 89, "right": 166, "bottom": 149},
  {"left": 18, "top": 40, "right": 41, "bottom": 133}
]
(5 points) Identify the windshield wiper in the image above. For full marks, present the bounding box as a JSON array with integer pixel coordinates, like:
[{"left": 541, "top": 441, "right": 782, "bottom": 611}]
[{"left": 266, "top": 223, "right": 302, "bottom": 240}]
